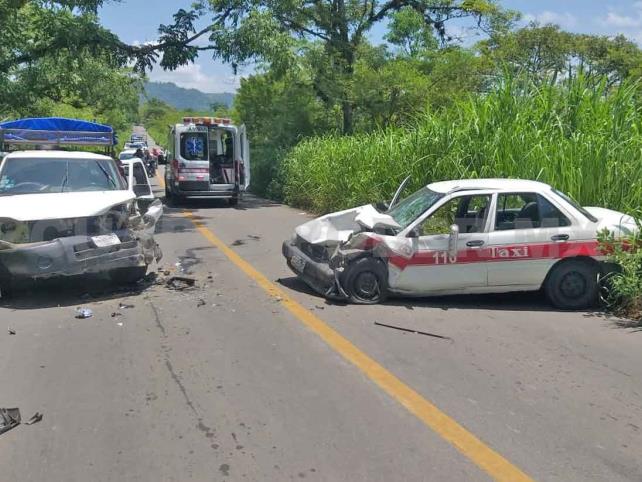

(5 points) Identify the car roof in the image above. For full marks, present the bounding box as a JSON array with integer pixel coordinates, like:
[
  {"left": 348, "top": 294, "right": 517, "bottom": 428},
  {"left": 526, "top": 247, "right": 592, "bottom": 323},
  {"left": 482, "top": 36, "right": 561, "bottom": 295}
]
[
  {"left": 4, "top": 150, "right": 113, "bottom": 161},
  {"left": 427, "top": 178, "right": 552, "bottom": 194}
]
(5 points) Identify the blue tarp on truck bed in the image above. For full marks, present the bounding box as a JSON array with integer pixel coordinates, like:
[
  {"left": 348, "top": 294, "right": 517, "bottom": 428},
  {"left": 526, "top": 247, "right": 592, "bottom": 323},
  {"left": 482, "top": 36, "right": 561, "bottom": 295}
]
[{"left": 0, "top": 117, "right": 116, "bottom": 146}]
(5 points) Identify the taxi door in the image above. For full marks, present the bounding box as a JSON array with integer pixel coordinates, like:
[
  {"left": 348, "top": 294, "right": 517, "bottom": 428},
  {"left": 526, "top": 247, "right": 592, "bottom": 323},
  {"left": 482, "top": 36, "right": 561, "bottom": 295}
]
[
  {"left": 392, "top": 193, "right": 491, "bottom": 294},
  {"left": 486, "top": 192, "right": 575, "bottom": 287}
]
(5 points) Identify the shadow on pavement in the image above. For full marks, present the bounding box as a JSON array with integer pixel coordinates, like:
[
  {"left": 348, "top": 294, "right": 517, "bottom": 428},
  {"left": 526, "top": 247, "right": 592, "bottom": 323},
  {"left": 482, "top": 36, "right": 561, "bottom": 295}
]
[
  {"left": 278, "top": 275, "right": 565, "bottom": 312},
  {"left": 164, "top": 195, "right": 280, "bottom": 211},
  {"left": 0, "top": 274, "right": 159, "bottom": 310}
]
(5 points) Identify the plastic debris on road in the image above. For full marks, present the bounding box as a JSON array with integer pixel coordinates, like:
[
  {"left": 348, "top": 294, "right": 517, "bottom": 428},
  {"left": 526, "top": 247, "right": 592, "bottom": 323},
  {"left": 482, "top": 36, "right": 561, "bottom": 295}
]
[
  {"left": 75, "top": 307, "right": 94, "bottom": 319},
  {"left": 166, "top": 276, "right": 196, "bottom": 291}
]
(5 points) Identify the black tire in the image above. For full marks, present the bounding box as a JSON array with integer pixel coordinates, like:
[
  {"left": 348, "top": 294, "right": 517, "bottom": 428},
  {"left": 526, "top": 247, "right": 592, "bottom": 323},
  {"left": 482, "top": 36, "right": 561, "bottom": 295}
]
[
  {"left": 545, "top": 259, "right": 598, "bottom": 310},
  {"left": 109, "top": 266, "right": 148, "bottom": 285},
  {"left": 0, "top": 263, "right": 13, "bottom": 300},
  {"left": 228, "top": 196, "right": 239, "bottom": 207},
  {"left": 342, "top": 257, "right": 388, "bottom": 304}
]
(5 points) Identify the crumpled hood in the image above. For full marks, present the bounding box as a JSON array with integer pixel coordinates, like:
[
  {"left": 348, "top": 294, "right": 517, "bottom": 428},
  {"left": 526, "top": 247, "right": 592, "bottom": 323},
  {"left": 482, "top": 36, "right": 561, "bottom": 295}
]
[
  {"left": 295, "top": 204, "right": 400, "bottom": 245},
  {"left": 585, "top": 206, "right": 639, "bottom": 236},
  {"left": 0, "top": 191, "right": 135, "bottom": 222}
]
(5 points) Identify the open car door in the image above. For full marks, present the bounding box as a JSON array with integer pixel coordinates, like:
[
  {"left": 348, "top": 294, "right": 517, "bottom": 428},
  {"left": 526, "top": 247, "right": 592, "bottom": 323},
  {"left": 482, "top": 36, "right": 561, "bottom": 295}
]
[{"left": 239, "top": 124, "right": 250, "bottom": 190}]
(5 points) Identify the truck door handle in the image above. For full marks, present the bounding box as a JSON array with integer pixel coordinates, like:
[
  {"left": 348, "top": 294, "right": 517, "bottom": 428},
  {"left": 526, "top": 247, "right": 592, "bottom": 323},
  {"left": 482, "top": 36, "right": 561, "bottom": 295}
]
[
  {"left": 466, "top": 240, "right": 485, "bottom": 247},
  {"left": 551, "top": 234, "right": 569, "bottom": 241}
]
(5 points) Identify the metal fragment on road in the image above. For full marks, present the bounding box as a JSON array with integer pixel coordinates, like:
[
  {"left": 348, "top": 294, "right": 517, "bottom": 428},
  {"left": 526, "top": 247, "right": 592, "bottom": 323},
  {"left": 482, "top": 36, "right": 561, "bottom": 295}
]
[
  {"left": 25, "top": 412, "right": 43, "bottom": 425},
  {"left": 75, "top": 307, "right": 93, "bottom": 319},
  {"left": 165, "top": 276, "right": 196, "bottom": 291},
  {"left": 8, "top": 328, "right": 16, "bottom": 335},
  {"left": 118, "top": 303, "right": 135, "bottom": 310},
  {"left": 0, "top": 408, "right": 21, "bottom": 435},
  {"left": 374, "top": 322, "right": 452, "bottom": 341}
]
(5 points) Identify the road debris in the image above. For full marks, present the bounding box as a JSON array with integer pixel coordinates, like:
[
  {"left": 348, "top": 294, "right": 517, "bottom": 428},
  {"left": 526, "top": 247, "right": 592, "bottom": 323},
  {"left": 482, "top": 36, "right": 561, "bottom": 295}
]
[
  {"left": 166, "top": 276, "right": 196, "bottom": 291},
  {"left": 232, "top": 240, "right": 245, "bottom": 246},
  {"left": 119, "top": 303, "right": 135, "bottom": 310},
  {"left": 111, "top": 312, "right": 122, "bottom": 318},
  {"left": 374, "top": 322, "right": 452, "bottom": 341},
  {"left": 0, "top": 408, "right": 20, "bottom": 435},
  {"left": 25, "top": 412, "right": 43, "bottom": 425},
  {"left": 116, "top": 322, "right": 124, "bottom": 327},
  {"left": 197, "top": 299, "right": 206, "bottom": 307},
  {"left": 8, "top": 328, "right": 16, "bottom": 335},
  {"left": 75, "top": 307, "right": 94, "bottom": 319},
  {"left": 248, "top": 235, "right": 261, "bottom": 240}
]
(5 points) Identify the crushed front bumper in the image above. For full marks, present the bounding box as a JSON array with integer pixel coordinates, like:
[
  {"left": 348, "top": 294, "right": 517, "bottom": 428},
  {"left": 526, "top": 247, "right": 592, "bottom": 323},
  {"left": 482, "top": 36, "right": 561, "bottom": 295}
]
[
  {"left": 0, "top": 231, "right": 152, "bottom": 284},
  {"left": 282, "top": 240, "right": 338, "bottom": 297}
]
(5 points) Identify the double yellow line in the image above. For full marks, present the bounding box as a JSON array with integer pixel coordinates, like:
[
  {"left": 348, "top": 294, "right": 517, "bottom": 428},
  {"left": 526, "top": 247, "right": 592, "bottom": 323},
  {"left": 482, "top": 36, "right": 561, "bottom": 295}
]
[{"left": 157, "top": 175, "right": 534, "bottom": 482}]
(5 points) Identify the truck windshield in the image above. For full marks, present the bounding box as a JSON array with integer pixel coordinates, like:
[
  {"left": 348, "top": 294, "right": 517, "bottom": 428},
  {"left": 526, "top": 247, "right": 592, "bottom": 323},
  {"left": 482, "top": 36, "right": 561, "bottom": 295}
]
[
  {"left": 0, "top": 157, "right": 124, "bottom": 195},
  {"left": 387, "top": 187, "right": 444, "bottom": 229},
  {"left": 180, "top": 132, "right": 208, "bottom": 161}
]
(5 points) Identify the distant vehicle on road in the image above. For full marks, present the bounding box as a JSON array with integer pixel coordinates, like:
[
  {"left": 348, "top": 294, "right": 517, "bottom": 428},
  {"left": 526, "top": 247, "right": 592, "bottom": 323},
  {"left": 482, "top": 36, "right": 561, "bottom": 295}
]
[
  {"left": 164, "top": 117, "right": 250, "bottom": 206},
  {"left": 0, "top": 118, "right": 163, "bottom": 296},
  {"left": 283, "top": 178, "right": 636, "bottom": 309}
]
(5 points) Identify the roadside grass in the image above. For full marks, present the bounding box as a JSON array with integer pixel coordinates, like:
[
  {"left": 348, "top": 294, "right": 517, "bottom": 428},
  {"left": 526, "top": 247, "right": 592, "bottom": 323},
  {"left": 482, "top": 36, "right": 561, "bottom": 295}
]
[{"left": 280, "top": 75, "right": 642, "bottom": 215}]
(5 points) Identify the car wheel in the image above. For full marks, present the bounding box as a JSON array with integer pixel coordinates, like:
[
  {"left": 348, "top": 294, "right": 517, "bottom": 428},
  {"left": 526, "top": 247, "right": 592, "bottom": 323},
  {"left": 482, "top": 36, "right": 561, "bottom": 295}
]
[
  {"left": 342, "top": 257, "right": 388, "bottom": 304},
  {"left": 109, "top": 266, "right": 148, "bottom": 285},
  {"left": 545, "top": 259, "right": 598, "bottom": 310}
]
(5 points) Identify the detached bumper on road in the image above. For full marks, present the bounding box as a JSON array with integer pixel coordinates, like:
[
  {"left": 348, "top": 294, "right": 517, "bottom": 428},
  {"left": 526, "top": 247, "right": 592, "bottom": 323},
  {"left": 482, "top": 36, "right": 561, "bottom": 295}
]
[
  {"left": 282, "top": 240, "right": 336, "bottom": 296},
  {"left": 0, "top": 232, "right": 147, "bottom": 283}
]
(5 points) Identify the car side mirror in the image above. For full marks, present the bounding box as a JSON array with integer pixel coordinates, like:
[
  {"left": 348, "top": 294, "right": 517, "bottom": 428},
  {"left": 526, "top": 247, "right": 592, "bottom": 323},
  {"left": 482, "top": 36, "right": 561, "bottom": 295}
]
[
  {"left": 448, "top": 224, "right": 459, "bottom": 259},
  {"left": 407, "top": 228, "right": 420, "bottom": 238}
]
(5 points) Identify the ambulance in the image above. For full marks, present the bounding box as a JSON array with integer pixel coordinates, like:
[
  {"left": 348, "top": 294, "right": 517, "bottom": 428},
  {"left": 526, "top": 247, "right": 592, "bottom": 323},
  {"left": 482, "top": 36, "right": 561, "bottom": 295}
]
[{"left": 164, "top": 117, "right": 250, "bottom": 205}]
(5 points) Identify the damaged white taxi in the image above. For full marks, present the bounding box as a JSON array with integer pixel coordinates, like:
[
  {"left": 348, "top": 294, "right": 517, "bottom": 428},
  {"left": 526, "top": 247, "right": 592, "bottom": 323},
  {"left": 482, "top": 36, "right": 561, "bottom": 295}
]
[
  {"left": 283, "top": 179, "right": 636, "bottom": 309},
  {"left": 0, "top": 151, "right": 162, "bottom": 295}
]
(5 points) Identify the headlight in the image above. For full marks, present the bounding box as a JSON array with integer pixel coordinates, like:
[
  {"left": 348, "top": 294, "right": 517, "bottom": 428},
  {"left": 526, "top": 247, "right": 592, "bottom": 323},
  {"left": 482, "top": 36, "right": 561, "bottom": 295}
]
[{"left": 0, "top": 219, "right": 29, "bottom": 244}]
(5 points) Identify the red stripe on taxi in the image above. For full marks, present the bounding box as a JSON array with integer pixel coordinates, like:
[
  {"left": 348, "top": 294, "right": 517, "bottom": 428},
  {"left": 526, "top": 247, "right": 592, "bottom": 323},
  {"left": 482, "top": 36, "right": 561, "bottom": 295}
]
[{"left": 389, "top": 241, "right": 600, "bottom": 269}]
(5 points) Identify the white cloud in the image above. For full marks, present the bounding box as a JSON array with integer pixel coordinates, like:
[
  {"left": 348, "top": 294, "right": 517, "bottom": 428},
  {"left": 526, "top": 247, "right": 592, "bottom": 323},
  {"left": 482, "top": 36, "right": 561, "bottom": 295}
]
[
  {"left": 598, "top": 2, "right": 642, "bottom": 45},
  {"left": 522, "top": 11, "right": 578, "bottom": 29},
  {"left": 148, "top": 63, "right": 241, "bottom": 93}
]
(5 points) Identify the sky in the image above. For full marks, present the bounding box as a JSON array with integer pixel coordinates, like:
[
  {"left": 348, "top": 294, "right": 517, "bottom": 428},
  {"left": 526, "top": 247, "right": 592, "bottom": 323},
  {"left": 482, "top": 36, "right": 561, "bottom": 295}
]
[{"left": 99, "top": 0, "right": 642, "bottom": 94}]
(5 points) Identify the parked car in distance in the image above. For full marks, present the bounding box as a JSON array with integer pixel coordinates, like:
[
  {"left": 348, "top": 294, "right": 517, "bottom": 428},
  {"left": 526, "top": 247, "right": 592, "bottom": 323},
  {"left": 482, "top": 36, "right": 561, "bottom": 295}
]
[{"left": 283, "top": 179, "right": 636, "bottom": 309}]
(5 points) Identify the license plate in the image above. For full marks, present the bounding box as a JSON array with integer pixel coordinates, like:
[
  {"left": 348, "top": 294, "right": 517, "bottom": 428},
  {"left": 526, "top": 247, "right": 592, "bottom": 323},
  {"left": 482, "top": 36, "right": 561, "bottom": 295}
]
[
  {"left": 291, "top": 255, "right": 306, "bottom": 273},
  {"left": 92, "top": 234, "right": 121, "bottom": 248}
]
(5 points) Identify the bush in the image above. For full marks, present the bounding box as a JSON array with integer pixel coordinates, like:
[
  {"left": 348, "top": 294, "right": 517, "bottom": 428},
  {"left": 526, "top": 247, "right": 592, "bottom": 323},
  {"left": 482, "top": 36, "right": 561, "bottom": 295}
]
[
  {"left": 599, "top": 224, "right": 642, "bottom": 324},
  {"left": 280, "top": 75, "right": 642, "bottom": 214}
]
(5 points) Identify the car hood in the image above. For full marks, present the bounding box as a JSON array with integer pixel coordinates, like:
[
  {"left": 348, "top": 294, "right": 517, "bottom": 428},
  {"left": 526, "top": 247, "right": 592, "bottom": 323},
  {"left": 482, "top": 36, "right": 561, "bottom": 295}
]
[
  {"left": 295, "top": 204, "right": 400, "bottom": 245},
  {"left": 0, "top": 191, "right": 135, "bottom": 221}
]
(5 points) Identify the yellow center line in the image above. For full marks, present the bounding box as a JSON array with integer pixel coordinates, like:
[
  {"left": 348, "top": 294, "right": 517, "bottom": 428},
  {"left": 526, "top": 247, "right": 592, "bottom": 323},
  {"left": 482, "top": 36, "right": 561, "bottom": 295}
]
[{"left": 156, "top": 174, "right": 534, "bottom": 482}]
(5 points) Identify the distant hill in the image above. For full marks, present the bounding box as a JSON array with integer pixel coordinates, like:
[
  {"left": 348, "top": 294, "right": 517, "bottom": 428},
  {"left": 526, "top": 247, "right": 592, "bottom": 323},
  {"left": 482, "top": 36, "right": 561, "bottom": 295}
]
[{"left": 143, "top": 82, "right": 235, "bottom": 110}]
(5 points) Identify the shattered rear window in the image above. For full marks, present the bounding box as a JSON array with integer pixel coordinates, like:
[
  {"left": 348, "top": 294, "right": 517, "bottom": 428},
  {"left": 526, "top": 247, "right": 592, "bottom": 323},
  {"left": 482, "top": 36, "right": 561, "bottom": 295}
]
[{"left": 387, "top": 187, "right": 443, "bottom": 229}]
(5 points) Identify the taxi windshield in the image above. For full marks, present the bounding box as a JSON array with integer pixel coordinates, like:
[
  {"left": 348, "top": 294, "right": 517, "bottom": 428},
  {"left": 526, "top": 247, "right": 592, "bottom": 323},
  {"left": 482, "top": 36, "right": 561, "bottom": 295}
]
[{"left": 387, "top": 187, "right": 444, "bottom": 229}]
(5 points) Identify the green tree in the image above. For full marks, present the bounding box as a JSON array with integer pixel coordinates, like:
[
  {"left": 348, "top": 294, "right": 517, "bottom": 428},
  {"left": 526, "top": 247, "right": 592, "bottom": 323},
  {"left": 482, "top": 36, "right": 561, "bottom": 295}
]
[
  {"left": 198, "top": 0, "right": 516, "bottom": 134},
  {"left": 384, "top": 7, "right": 438, "bottom": 58}
]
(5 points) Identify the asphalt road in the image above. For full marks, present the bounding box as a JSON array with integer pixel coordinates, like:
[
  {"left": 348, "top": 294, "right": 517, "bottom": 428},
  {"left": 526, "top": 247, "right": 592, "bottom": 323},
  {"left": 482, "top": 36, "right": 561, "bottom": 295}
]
[{"left": 1, "top": 127, "right": 641, "bottom": 481}]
